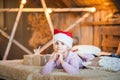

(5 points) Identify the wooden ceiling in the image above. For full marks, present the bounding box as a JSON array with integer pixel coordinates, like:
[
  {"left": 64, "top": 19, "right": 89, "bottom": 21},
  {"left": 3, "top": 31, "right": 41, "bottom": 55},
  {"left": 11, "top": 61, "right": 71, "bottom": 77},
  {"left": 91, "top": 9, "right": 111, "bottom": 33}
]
[
  {"left": 24, "top": 0, "right": 120, "bottom": 25},
  {"left": 26, "top": 0, "right": 120, "bottom": 11}
]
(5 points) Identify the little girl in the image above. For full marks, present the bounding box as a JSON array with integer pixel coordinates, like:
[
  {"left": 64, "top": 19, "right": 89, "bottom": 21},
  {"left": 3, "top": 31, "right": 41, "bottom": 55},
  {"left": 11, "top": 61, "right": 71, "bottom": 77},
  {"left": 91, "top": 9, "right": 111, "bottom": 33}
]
[{"left": 41, "top": 29, "right": 85, "bottom": 74}]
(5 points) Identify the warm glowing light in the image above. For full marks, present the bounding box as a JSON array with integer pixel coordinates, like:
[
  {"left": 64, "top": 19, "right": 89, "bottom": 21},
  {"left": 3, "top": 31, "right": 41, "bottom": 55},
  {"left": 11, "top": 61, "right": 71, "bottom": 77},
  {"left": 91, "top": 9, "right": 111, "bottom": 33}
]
[
  {"left": 90, "top": 7, "right": 96, "bottom": 12},
  {"left": 47, "top": 9, "right": 52, "bottom": 13},
  {"left": 103, "top": 2, "right": 110, "bottom": 6},
  {"left": 21, "top": 0, "right": 27, "bottom": 4}
]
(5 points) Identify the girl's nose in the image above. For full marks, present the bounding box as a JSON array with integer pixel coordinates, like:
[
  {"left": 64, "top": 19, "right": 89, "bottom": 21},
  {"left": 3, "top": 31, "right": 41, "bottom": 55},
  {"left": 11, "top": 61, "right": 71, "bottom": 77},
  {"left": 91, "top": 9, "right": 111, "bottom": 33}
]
[{"left": 57, "top": 43, "right": 62, "bottom": 47}]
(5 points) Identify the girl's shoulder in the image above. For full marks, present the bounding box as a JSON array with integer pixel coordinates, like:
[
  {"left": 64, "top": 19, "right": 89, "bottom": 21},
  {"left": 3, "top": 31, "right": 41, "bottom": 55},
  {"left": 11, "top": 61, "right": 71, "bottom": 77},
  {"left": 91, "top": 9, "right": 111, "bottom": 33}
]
[{"left": 69, "top": 51, "right": 80, "bottom": 58}]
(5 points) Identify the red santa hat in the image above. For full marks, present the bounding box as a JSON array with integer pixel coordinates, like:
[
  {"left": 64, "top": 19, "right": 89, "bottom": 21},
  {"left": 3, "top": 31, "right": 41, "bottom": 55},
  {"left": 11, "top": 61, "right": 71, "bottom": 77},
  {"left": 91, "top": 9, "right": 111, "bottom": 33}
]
[{"left": 53, "top": 29, "right": 73, "bottom": 48}]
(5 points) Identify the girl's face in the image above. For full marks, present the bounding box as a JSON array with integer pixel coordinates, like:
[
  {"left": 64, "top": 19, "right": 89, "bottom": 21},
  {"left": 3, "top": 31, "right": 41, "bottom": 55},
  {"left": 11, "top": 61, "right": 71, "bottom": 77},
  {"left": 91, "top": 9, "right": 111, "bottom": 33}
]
[{"left": 54, "top": 40, "right": 70, "bottom": 53}]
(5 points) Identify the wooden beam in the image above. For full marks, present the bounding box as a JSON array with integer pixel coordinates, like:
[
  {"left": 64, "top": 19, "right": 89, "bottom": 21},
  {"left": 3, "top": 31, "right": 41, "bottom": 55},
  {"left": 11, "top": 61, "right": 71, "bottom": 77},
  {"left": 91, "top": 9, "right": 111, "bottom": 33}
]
[
  {"left": 0, "top": 0, "right": 4, "bottom": 28},
  {"left": 0, "top": 7, "right": 95, "bottom": 12},
  {"left": 0, "top": 29, "right": 33, "bottom": 55},
  {"left": 101, "top": 27, "right": 120, "bottom": 35},
  {"left": 80, "top": 11, "right": 120, "bottom": 26},
  {"left": 65, "top": 13, "right": 90, "bottom": 31},
  {"left": 80, "top": 20, "right": 120, "bottom": 26},
  {"left": 40, "top": 0, "right": 54, "bottom": 35},
  {"left": 102, "top": 39, "right": 119, "bottom": 47},
  {"left": 3, "top": 2, "right": 25, "bottom": 60},
  {"left": 38, "top": 13, "right": 91, "bottom": 54}
]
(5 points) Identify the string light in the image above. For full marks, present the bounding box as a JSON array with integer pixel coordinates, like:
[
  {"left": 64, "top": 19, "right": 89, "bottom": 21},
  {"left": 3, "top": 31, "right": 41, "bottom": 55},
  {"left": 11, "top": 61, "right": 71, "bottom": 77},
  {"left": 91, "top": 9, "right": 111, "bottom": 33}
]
[
  {"left": 21, "top": 0, "right": 27, "bottom": 4},
  {"left": 47, "top": 9, "right": 52, "bottom": 14},
  {"left": 90, "top": 7, "right": 96, "bottom": 12}
]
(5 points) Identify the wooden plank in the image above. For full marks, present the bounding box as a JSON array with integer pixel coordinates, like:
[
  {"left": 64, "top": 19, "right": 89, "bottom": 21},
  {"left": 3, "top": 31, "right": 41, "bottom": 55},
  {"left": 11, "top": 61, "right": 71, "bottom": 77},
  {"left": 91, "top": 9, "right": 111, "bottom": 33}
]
[
  {"left": 41, "top": 0, "right": 54, "bottom": 35},
  {"left": 81, "top": 10, "right": 118, "bottom": 26},
  {"left": 93, "top": 11, "right": 101, "bottom": 47},
  {"left": 80, "top": 20, "right": 120, "bottom": 26},
  {"left": 101, "top": 27, "right": 120, "bottom": 35},
  {"left": 0, "top": 7, "right": 95, "bottom": 12},
  {"left": 102, "top": 35, "right": 120, "bottom": 40},
  {"left": 102, "top": 47, "right": 117, "bottom": 53},
  {"left": 80, "top": 14, "right": 93, "bottom": 45},
  {"left": 102, "top": 39, "right": 119, "bottom": 47},
  {"left": 0, "top": 0, "right": 4, "bottom": 29}
]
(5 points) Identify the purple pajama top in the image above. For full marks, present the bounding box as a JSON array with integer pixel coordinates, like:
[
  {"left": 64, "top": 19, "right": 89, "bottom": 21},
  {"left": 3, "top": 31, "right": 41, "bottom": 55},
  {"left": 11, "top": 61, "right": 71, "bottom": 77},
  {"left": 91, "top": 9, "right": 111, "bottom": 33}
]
[{"left": 41, "top": 51, "right": 95, "bottom": 75}]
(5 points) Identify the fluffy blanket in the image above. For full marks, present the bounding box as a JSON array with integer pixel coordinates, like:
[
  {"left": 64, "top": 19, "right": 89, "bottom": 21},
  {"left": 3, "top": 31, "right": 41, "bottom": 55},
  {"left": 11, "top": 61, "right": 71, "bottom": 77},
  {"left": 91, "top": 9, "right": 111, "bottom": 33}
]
[{"left": 0, "top": 60, "right": 120, "bottom": 80}]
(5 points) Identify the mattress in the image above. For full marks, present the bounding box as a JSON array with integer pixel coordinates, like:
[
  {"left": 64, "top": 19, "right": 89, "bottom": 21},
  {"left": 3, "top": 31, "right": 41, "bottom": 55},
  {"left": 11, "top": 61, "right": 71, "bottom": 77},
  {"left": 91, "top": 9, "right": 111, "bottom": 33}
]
[{"left": 0, "top": 60, "right": 120, "bottom": 80}]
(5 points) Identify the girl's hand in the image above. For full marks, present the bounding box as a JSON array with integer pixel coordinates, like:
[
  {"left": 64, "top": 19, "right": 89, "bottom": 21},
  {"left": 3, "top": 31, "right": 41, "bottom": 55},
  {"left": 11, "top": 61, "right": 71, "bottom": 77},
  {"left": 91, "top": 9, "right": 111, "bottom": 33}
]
[
  {"left": 50, "top": 52, "right": 59, "bottom": 62},
  {"left": 59, "top": 54, "right": 64, "bottom": 64},
  {"left": 71, "top": 46, "right": 79, "bottom": 52}
]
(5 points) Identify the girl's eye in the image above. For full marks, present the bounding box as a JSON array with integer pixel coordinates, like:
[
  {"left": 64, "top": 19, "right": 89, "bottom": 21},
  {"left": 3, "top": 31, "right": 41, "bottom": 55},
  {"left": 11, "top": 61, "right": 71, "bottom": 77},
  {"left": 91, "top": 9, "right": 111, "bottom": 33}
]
[
  {"left": 61, "top": 42, "right": 65, "bottom": 45},
  {"left": 55, "top": 41, "right": 65, "bottom": 45},
  {"left": 55, "top": 42, "right": 59, "bottom": 45}
]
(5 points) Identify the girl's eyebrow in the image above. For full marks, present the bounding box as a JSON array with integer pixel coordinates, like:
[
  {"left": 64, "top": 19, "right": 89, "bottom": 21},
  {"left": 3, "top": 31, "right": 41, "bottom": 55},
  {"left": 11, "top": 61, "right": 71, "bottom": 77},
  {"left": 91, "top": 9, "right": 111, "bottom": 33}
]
[{"left": 56, "top": 40, "right": 65, "bottom": 45}]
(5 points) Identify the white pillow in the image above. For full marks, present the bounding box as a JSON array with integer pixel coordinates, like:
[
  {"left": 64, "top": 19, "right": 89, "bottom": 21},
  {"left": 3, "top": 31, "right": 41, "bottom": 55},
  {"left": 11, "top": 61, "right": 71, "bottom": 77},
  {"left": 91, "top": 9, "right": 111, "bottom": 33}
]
[
  {"left": 72, "top": 45, "right": 101, "bottom": 55},
  {"left": 83, "top": 56, "right": 120, "bottom": 72}
]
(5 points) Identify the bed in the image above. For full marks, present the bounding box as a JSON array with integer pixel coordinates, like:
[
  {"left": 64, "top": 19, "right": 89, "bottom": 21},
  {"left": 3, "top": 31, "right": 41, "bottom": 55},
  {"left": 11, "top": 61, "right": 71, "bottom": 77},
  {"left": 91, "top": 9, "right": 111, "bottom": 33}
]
[
  {"left": 0, "top": 45, "right": 120, "bottom": 80},
  {"left": 0, "top": 59, "right": 120, "bottom": 80}
]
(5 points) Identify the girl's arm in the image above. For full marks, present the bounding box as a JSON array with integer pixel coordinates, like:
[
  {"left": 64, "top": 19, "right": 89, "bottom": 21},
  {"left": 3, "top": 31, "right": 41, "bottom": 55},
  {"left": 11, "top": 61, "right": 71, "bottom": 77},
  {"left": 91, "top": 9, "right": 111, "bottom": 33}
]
[
  {"left": 98, "top": 51, "right": 120, "bottom": 58},
  {"left": 60, "top": 54, "right": 82, "bottom": 74},
  {"left": 41, "top": 60, "right": 56, "bottom": 75},
  {"left": 41, "top": 52, "right": 58, "bottom": 75}
]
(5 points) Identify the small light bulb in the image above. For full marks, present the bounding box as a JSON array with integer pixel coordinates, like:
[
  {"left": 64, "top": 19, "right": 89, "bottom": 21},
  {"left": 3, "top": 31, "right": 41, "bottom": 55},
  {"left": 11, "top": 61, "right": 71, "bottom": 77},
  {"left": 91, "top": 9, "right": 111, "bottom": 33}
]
[
  {"left": 91, "top": 7, "right": 96, "bottom": 12},
  {"left": 21, "top": 0, "right": 26, "bottom": 4},
  {"left": 47, "top": 9, "right": 52, "bottom": 14}
]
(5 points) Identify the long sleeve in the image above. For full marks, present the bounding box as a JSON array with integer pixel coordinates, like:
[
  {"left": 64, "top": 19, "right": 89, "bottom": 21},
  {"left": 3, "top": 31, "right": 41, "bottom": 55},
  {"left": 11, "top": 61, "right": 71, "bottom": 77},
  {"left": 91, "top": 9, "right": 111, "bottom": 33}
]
[
  {"left": 41, "top": 60, "right": 56, "bottom": 75},
  {"left": 110, "top": 53, "right": 120, "bottom": 58},
  {"left": 80, "top": 53, "right": 95, "bottom": 61},
  {"left": 61, "top": 53, "right": 82, "bottom": 74}
]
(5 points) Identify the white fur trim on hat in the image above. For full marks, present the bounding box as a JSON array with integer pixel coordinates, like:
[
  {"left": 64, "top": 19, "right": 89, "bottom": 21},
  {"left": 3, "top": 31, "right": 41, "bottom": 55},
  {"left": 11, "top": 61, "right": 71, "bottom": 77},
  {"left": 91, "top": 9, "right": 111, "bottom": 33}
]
[{"left": 54, "top": 33, "right": 73, "bottom": 48}]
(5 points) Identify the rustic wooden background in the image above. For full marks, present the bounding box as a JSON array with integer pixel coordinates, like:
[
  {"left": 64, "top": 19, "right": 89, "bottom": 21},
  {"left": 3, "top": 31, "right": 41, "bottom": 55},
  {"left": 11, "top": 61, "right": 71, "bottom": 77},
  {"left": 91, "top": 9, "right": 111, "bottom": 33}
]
[{"left": 0, "top": 0, "right": 120, "bottom": 60}]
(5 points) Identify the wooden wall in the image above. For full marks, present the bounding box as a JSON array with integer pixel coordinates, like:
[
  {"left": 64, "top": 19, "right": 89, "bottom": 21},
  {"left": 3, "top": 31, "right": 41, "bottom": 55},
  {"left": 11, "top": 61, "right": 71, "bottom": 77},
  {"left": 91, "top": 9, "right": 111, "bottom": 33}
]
[
  {"left": 52, "top": 13, "right": 94, "bottom": 45},
  {"left": 0, "top": 0, "right": 120, "bottom": 60},
  {"left": 0, "top": 0, "right": 33, "bottom": 60},
  {"left": 93, "top": 10, "right": 120, "bottom": 53},
  {"left": 52, "top": 10, "right": 120, "bottom": 53},
  {"left": 101, "top": 26, "right": 120, "bottom": 52}
]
